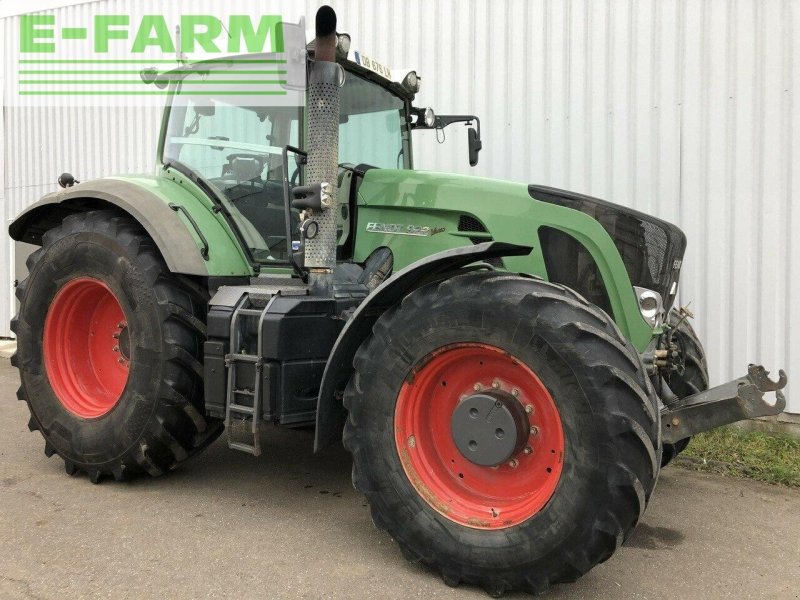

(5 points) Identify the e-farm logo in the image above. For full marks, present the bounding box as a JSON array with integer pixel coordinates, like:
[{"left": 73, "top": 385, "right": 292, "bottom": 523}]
[
  {"left": 14, "top": 13, "right": 303, "bottom": 104},
  {"left": 20, "top": 14, "right": 284, "bottom": 55}
]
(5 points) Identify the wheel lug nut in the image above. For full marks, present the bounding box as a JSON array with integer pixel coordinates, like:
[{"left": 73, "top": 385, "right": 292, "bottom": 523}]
[
  {"left": 524, "top": 446, "right": 532, "bottom": 455},
  {"left": 525, "top": 405, "right": 533, "bottom": 414},
  {"left": 508, "top": 459, "right": 519, "bottom": 468},
  {"left": 492, "top": 381, "right": 500, "bottom": 389},
  {"left": 530, "top": 425, "right": 539, "bottom": 436},
  {"left": 512, "top": 388, "right": 520, "bottom": 397},
  {"left": 117, "top": 322, "right": 126, "bottom": 328},
  {"left": 112, "top": 333, "right": 120, "bottom": 339},
  {"left": 473, "top": 383, "right": 482, "bottom": 391},
  {"left": 117, "top": 357, "right": 127, "bottom": 364},
  {"left": 112, "top": 345, "right": 120, "bottom": 353}
]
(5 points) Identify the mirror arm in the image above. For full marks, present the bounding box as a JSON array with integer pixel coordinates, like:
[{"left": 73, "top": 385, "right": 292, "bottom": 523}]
[
  {"left": 434, "top": 115, "right": 480, "bottom": 136},
  {"left": 409, "top": 111, "right": 481, "bottom": 134},
  {"left": 410, "top": 112, "right": 482, "bottom": 166}
]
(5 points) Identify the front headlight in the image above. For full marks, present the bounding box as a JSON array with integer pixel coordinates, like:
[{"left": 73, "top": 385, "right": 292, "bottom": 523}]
[{"left": 633, "top": 286, "right": 664, "bottom": 327}]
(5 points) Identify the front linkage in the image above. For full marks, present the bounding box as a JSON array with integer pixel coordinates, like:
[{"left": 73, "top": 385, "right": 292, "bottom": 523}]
[
  {"left": 661, "top": 364, "right": 787, "bottom": 444},
  {"left": 647, "top": 310, "right": 787, "bottom": 445}
]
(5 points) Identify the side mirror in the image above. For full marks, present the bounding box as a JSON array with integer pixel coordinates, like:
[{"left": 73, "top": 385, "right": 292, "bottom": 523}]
[
  {"left": 468, "top": 127, "right": 482, "bottom": 167},
  {"left": 412, "top": 113, "right": 483, "bottom": 166}
]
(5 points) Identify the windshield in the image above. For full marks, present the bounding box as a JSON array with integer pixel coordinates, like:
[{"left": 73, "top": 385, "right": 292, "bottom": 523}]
[
  {"left": 162, "top": 66, "right": 406, "bottom": 263},
  {"left": 162, "top": 77, "right": 301, "bottom": 263},
  {"left": 339, "top": 71, "right": 406, "bottom": 169}
]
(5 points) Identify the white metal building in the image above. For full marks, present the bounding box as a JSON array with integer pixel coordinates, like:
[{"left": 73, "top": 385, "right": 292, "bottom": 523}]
[{"left": 1, "top": 0, "right": 797, "bottom": 416}]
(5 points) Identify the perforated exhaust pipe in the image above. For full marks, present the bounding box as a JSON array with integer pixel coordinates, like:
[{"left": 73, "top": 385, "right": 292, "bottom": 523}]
[{"left": 303, "top": 5, "right": 340, "bottom": 294}]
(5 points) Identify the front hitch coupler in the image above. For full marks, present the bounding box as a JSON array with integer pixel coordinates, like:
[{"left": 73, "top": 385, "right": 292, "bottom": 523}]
[{"left": 661, "top": 364, "right": 787, "bottom": 444}]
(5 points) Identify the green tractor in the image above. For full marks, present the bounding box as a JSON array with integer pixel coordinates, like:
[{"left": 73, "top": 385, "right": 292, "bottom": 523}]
[{"left": 9, "top": 6, "right": 787, "bottom": 596}]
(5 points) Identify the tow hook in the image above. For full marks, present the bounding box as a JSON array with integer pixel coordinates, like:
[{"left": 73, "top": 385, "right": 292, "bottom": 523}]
[{"left": 661, "top": 364, "right": 788, "bottom": 444}]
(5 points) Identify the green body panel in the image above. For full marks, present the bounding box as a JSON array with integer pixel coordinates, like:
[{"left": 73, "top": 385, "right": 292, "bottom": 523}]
[
  {"left": 109, "top": 171, "right": 254, "bottom": 276},
  {"left": 352, "top": 170, "right": 654, "bottom": 350},
  {"left": 104, "top": 167, "right": 652, "bottom": 349},
  {"left": 140, "top": 54, "right": 652, "bottom": 348}
]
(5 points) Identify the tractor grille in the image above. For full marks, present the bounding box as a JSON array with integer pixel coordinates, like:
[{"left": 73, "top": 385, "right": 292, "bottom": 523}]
[
  {"left": 458, "top": 215, "right": 503, "bottom": 268},
  {"left": 529, "top": 185, "right": 686, "bottom": 311},
  {"left": 538, "top": 226, "right": 614, "bottom": 316},
  {"left": 458, "top": 215, "right": 487, "bottom": 233}
]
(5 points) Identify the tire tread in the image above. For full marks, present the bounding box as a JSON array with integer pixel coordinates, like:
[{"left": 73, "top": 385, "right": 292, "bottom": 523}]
[
  {"left": 12, "top": 209, "right": 223, "bottom": 481},
  {"left": 343, "top": 271, "right": 659, "bottom": 595}
]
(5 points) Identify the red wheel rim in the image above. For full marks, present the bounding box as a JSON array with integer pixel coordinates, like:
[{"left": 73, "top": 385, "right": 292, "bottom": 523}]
[
  {"left": 43, "top": 277, "right": 130, "bottom": 418},
  {"left": 395, "top": 343, "right": 564, "bottom": 529}
]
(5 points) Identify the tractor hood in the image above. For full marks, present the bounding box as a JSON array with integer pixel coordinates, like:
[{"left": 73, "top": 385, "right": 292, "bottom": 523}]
[{"left": 354, "top": 168, "right": 685, "bottom": 339}]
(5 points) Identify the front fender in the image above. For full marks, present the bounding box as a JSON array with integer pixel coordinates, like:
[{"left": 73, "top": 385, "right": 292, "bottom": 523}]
[
  {"left": 314, "top": 241, "right": 532, "bottom": 452},
  {"left": 9, "top": 175, "right": 252, "bottom": 277}
]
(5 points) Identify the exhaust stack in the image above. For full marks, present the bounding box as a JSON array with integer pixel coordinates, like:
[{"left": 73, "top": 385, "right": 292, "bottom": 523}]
[{"left": 303, "top": 6, "right": 341, "bottom": 293}]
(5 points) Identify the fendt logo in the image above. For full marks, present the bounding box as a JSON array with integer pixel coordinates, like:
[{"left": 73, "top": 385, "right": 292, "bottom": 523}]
[
  {"left": 11, "top": 10, "right": 306, "bottom": 107},
  {"left": 20, "top": 14, "right": 285, "bottom": 54}
]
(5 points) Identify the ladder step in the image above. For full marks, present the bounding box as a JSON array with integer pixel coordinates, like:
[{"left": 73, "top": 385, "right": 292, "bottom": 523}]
[
  {"left": 227, "top": 353, "right": 259, "bottom": 363},
  {"left": 228, "top": 441, "right": 260, "bottom": 456},
  {"left": 225, "top": 295, "right": 264, "bottom": 459}
]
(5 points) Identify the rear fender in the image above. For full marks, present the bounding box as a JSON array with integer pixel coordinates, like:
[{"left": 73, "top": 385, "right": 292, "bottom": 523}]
[
  {"left": 314, "top": 241, "right": 532, "bottom": 452},
  {"left": 9, "top": 176, "right": 252, "bottom": 277}
]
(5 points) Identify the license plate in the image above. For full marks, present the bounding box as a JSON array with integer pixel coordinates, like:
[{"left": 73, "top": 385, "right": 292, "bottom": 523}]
[{"left": 353, "top": 51, "right": 392, "bottom": 80}]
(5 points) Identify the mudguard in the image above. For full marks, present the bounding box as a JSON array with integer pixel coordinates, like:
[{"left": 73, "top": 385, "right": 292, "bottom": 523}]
[
  {"left": 314, "top": 241, "right": 532, "bottom": 451},
  {"left": 9, "top": 176, "right": 252, "bottom": 277}
]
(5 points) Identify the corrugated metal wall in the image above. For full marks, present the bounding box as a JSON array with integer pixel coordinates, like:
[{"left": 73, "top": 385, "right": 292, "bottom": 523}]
[{"left": 2, "top": 0, "right": 797, "bottom": 413}]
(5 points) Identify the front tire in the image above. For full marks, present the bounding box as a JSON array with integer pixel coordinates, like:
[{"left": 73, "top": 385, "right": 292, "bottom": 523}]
[
  {"left": 343, "top": 272, "right": 660, "bottom": 596},
  {"left": 11, "top": 210, "right": 222, "bottom": 482}
]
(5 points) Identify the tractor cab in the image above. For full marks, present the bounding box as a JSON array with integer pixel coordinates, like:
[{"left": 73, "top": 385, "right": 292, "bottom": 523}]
[
  {"left": 158, "top": 54, "right": 407, "bottom": 266},
  {"left": 155, "top": 45, "right": 479, "bottom": 269}
]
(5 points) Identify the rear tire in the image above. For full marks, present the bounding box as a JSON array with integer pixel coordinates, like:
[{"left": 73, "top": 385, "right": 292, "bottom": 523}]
[
  {"left": 661, "top": 310, "right": 709, "bottom": 466},
  {"left": 343, "top": 272, "right": 660, "bottom": 595},
  {"left": 11, "top": 210, "right": 222, "bottom": 482}
]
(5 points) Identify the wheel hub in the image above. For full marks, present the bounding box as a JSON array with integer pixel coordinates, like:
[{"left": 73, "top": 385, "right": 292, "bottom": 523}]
[
  {"left": 451, "top": 391, "right": 529, "bottom": 466},
  {"left": 394, "top": 343, "right": 565, "bottom": 529}
]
